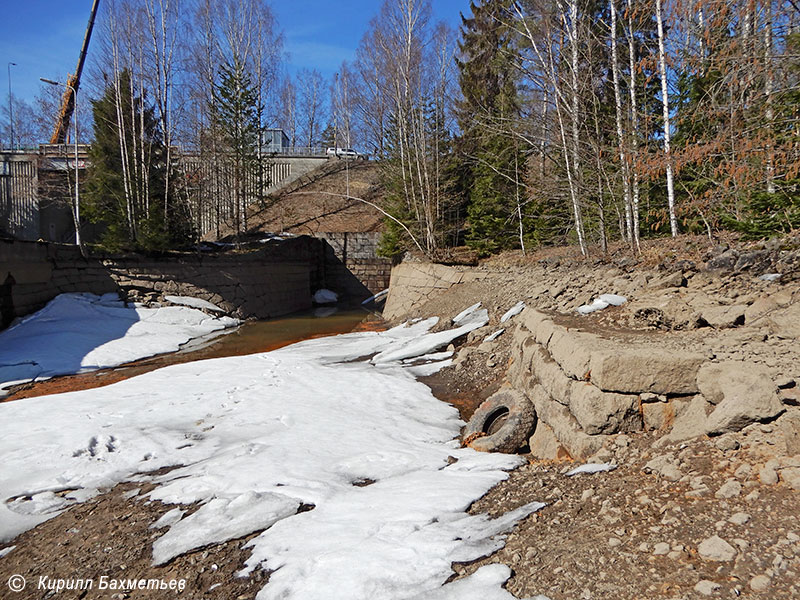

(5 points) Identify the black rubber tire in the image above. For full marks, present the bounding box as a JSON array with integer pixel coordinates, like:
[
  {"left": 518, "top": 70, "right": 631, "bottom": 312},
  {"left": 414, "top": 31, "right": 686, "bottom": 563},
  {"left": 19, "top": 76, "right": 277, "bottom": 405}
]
[{"left": 463, "top": 389, "right": 536, "bottom": 453}]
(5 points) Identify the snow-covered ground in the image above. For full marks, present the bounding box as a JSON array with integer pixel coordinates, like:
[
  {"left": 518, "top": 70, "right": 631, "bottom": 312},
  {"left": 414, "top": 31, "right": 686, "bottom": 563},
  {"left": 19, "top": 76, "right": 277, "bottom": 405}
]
[
  {"left": 0, "top": 293, "right": 239, "bottom": 392},
  {"left": 0, "top": 310, "right": 542, "bottom": 599}
]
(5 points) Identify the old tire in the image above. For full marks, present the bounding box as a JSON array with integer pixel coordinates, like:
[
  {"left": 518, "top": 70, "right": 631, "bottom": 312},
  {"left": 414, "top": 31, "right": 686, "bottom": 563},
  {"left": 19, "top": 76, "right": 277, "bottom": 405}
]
[{"left": 463, "top": 389, "right": 536, "bottom": 453}]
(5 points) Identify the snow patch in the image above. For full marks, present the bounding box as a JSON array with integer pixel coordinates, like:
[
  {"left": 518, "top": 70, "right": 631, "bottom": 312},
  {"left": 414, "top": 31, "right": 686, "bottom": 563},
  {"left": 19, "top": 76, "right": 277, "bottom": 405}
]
[
  {"left": 453, "top": 303, "right": 482, "bottom": 325},
  {"left": 577, "top": 294, "right": 627, "bottom": 315},
  {"left": 152, "top": 492, "right": 299, "bottom": 565},
  {"left": 408, "top": 564, "right": 524, "bottom": 599},
  {"left": 406, "top": 359, "right": 453, "bottom": 377},
  {"left": 0, "top": 317, "right": 540, "bottom": 598},
  {"left": 149, "top": 507, "right": 185, "bottom": 530},
  {"left": 485, "top": 329, "right": 505, "bottom": 342},
  {"left": 313, "top": 289, "right": 338, "bottom": 304},
  {"left": 164, "top": 295, "right": 226, "bottom": 313},
  {"left": 362, "top": 289, "right": 389, "bottom": 305},
  {"left": 402, "top": 351, "right": 454, "bottom": 364},
  {"left": 500, "top": 301, "right": 525, "bottom": 323},
  {"left": 371, "top": 310, "right": 488, "bottom": 364},
  {"left": 566, "top": 462, "right": 618, "bottom": 476},
  {"left": 0, "top": 293, "right": 239, "bottom": 390}
]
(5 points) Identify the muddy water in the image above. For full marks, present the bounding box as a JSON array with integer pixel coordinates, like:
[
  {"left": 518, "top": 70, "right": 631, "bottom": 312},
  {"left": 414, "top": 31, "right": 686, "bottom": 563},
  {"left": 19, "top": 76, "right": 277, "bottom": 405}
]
[{"left": 4, "top": 309, "right": 384, "bottom": 402}]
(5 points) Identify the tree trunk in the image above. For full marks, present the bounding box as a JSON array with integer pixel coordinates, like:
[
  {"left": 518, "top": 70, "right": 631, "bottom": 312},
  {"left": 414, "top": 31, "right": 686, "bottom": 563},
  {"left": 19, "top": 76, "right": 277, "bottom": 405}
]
[
  {"left": 764, "top": 0, "right": 776, "bottom": 194},
  {"left": 610, "top": 0, "right": 633, "bottom": 248},
  {"left": 626, "top": 0, "right": 641, "bottom": 251},
  {"left": 568, "top": 0, "right": 588, "bottom": 255},
  {"left": 656, "top": 0, "right": 678, "bottom": 236}
]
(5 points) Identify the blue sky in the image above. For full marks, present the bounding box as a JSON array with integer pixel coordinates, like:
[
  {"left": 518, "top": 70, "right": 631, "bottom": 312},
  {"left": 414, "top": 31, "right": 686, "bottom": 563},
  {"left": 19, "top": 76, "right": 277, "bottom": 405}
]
[{"left": 1, "top": 0, "right": 470, "bottom": 106}]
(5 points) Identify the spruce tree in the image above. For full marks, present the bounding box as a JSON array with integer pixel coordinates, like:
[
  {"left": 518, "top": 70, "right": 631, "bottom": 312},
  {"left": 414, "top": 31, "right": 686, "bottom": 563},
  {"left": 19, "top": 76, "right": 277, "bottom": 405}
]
[
  {"left": 211, "top": 60, "right": 266, "bottom": 238},
  {"left": 455, "top": 0, "right": 527, "bottom": 255},
  {"left": 84, "top": 69, "right": 192, "bottom": 252}
]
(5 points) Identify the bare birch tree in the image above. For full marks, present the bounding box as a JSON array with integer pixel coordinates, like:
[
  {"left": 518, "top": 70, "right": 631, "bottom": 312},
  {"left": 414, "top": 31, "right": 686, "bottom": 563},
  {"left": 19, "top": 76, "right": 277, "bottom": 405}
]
[{"left": 656, "top": 0, "right": 679, "bottom": 236}]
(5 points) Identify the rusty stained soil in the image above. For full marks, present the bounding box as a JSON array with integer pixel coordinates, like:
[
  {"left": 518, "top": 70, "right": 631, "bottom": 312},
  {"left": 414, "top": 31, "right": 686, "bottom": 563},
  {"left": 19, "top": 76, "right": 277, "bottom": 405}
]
[{"left": 3, "top": 310, "right": 386, "bottom": 403}]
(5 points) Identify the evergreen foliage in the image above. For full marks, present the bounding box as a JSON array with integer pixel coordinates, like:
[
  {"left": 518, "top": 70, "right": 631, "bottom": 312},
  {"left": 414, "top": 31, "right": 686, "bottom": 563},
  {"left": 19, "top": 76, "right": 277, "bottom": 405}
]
[
  {"left": 210, "top": 60, "right": 267, "bottom": 237},
  {"left": 83, "top": 70, "right": 193, "bottom": 252},
  {"left": 455, "top": 0, "right": 527, "bottom": 255},
  {"left": 724, "top": 32, "right": 800, "bottom": 239}
]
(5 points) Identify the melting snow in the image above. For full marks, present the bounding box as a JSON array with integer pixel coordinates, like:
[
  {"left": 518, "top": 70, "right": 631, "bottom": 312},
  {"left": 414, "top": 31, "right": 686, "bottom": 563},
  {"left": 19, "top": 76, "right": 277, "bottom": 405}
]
[
  {"left": 500, "top": 301, "right": 525, "bottom": 323},
  {"left": 313, "top": 289, "right": 339, "bottom": 304},
  {"left": 149, "top": 507, "right": 185, "bottom": 530},
  {"left": 485, "top": 329, "right": 505, "bottom": 342},
  {"left": 0, "top": 293, "right": 238, "bottom": 391},
  {"left": 0, "top": 317, "right": 541, "bottom": 598},
  {"left": 453, "top": 302, "right": 482, "bottom": 324},
  {"left": 164, "top": 295, "right": 226, "bottom": 313},
  {"left": 371, "top": 310, "right": 488, "bottom": 365},
  {"left": 566, "top": 463, "right": 618, "bottom": 476},
  {"left": 362, "top": 289, "right": 389, "bottom": 305},
  {"left": 406, "top": 358, "right": 453, "bottom": 377},
  {"left": 577, "top": 294, "right": 627, "bottom": 315}
]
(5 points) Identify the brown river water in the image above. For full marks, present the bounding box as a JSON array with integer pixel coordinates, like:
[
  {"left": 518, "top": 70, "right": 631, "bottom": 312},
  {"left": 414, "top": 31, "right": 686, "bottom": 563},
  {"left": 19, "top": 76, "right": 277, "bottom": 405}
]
[{"left": 3, "top": 309, "right": 385, "bottom": 402}]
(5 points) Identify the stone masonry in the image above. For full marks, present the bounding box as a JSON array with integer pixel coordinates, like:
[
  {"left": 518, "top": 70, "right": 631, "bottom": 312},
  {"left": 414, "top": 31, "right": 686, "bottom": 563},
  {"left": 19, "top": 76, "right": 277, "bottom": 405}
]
[{"left": 0, "top": 237, "right": 331, "bottom": 327}]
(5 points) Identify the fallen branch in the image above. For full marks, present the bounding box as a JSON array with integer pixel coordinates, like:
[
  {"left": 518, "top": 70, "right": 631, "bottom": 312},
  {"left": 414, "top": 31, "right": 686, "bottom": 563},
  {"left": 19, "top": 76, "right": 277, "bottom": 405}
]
[{"left": 288, "top": 191, "right": 427, "bottom": 256}]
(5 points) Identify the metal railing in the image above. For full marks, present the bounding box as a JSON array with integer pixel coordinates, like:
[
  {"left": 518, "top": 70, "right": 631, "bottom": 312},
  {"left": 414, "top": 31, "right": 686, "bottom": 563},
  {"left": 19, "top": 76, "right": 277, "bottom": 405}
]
[{"left": 266, "top": 146, "right": 328, "bottom": 157}]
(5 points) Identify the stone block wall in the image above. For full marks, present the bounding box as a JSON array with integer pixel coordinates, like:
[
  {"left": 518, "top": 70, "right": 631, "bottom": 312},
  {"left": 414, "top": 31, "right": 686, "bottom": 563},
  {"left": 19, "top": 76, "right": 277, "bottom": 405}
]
[
  {"left": 317, "top": 232, "right": 392, "bottom": 301},
  {"left": 506, "top": 308, "right": 791, "bottom": 460},
  {"left": 0, "top": 237, "right": 325, "bottom": 329}
]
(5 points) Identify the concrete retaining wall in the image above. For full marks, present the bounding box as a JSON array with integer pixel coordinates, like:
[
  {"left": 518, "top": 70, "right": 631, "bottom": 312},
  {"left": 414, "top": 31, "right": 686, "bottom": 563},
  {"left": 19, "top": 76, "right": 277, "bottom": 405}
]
[
  {"left": 103, "top": 251, "right": 314, "bottom": 320},
  {"left": 382, "top": 262, "right": 489, "bottom": 320},
  {"left": 317, "top": 232, "right": 392, "bottom": 300},
  {"left": 0, "top": 238, "right": 328, "bottom": 328},
  {"left": 0, "top": 241, "right": 117, "bottom": 328},
  {"left": 1, "top": 235, "right": 395, "bottom": 330}
]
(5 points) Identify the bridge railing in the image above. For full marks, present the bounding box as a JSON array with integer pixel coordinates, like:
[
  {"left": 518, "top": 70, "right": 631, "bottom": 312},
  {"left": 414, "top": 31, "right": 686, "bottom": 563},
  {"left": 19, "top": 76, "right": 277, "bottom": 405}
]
[{"left": 267, "top": 147, "right": 328, "bottom": 157}]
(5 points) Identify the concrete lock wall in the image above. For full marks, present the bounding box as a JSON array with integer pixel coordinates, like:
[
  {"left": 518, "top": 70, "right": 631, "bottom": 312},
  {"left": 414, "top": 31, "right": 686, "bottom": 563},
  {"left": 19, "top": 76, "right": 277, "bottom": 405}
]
[
  {"left": 103, "top": 254, "right": 312, "bottom": 320},
  {"left": 317, "top": 232, "right": 392, "bottom": 299},
  {"left": 382, "top": 262, "right": 490, "bottom": 321},
  {"left": 0, "top": 234, "right": 393, "bottom": 330},
  {"left": 0, "top": 237, "right": 319, "bottom": 329}
]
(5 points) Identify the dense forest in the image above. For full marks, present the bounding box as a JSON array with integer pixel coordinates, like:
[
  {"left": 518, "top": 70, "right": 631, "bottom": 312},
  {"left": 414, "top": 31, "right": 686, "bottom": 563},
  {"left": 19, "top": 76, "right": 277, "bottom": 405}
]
[{"left": 2, "top": 0, "right": 798, "bottom": 255}]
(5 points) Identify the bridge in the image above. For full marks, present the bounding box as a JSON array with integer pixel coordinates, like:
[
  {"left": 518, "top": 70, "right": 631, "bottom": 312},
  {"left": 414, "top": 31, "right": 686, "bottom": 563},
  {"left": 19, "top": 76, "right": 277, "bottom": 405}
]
[{"left": 0, "top": 145, "right": 332, "bottom": 243}]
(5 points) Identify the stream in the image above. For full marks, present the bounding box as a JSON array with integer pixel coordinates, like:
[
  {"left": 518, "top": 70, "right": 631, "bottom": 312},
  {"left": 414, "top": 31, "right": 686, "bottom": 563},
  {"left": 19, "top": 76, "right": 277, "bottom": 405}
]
[{"left": 4, "top": 308, "right": 383, "bottom": 402}]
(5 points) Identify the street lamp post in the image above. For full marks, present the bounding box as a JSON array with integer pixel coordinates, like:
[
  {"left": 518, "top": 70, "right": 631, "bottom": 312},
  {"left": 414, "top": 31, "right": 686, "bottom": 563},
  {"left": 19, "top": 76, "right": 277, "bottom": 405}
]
[
  {"left": 7, "top": 62, "right": 16, "bottom": 150},
  {"left": 40, "top": 78, "right": 81, "bottom": 249}
]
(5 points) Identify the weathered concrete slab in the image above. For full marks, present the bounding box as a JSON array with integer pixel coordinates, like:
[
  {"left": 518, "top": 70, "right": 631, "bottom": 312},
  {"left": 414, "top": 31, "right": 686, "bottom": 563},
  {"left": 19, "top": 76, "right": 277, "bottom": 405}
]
[{"left": 589, "top": 349, "right": 705, "bottom": 395}]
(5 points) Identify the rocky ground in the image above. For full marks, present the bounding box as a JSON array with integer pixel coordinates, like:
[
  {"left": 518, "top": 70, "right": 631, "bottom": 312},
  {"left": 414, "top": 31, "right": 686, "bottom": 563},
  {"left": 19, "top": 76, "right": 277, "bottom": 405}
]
[
  {"left": 411, "top": 233, "right": 800, "bottom": 599},
  {"left": 1, "top": 233, "right": 799, "bottom": 599},
  {"left": 464, "top": 431, "right": 800, "bottom": 599}
]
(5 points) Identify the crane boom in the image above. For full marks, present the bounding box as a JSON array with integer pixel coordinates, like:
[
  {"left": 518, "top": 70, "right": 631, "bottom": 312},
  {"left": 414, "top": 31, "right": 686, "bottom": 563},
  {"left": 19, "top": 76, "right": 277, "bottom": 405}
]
[{"left": 49, "top": 0, "right": 100, "bottom": 145}]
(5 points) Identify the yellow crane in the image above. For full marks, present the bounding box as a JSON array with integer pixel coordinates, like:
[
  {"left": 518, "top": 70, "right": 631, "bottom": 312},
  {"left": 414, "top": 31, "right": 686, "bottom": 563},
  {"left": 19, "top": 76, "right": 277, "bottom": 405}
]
[{"left": 49, "top": 0, "right": 100, "bottom": 145}]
